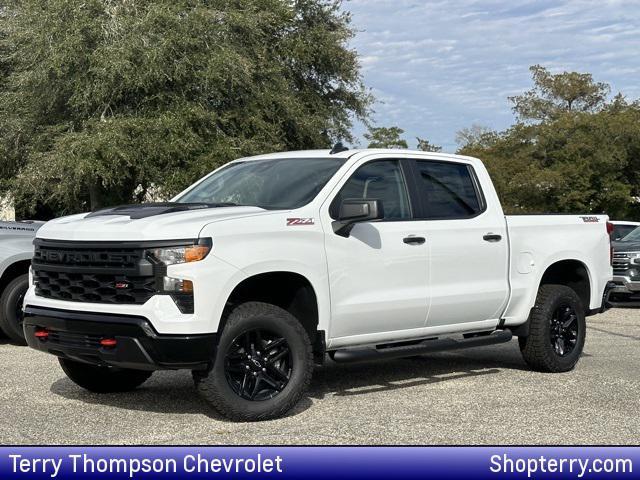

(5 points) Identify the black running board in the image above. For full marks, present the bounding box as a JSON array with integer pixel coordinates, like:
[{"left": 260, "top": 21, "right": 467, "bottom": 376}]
[{"left": 330, "top": 329, "right": 513, "bottom": 364}]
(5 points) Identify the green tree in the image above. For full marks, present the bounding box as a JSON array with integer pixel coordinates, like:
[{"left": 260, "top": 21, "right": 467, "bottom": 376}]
[
  {"left": 459, "top": 67, "right": 640, "bottom": 219},
  {"left": 416, "top": 137, "right": 441, "bottom": 152},
  {"left": 364, "top": 126, "right": 408, "bottom": 149},
  {"left": 455, "top": 124, "right": 496, "bottom": 150},
  {"left": 0, "top": 0, "right": 371, "bottom": 217},
  {"left": 509, "top": 64, "right": 610, "bottom": 122}
]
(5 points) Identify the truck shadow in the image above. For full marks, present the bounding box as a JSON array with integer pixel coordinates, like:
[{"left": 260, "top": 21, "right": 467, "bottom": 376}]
[
  {"left": 49, "top": 342, "right": 530, "bottom": 420},
  {"left": 308, "top": 342, "right": 529, "bottom": 399},
  {"left": 48, "top": 372, "right": 312, "bottom": 422}
]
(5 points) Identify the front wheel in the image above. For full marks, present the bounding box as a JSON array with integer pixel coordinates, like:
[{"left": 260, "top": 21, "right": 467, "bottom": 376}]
[
  {"left": 59, "top": 358, "right": 153, "bottom": 393},
  {"left": 519, "top": 284, "right": 586, "bottom": 372},
  {"left": 194, "top": 302, "right": 313, "bottom": 421},
  {"left": 0, "top": 274, "right": 29, "bottom": 345}
]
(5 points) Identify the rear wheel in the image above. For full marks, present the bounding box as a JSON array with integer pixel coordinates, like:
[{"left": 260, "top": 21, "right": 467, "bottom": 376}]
[
  {"left": 0, "top": 274, "right": 29, "bottom": 345},
  {"left": 519, "top": 284, "right": 586, "bottom": 372},
  {"left": 59, "top": 358, "right": 153, "bottom": 393},
  {"left": 194, "top": 302, "right": 313, "bottom": 421}
]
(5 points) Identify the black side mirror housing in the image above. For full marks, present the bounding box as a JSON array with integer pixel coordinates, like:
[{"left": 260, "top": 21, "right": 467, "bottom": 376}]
[{"left": 332, "top": 199, "right": 384, "bottom": 237}]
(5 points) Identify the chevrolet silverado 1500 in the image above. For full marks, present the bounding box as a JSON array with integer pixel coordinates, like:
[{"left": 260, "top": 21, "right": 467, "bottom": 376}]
[
  {"left": 23, "top": 148, "right": 613, "bottom": 421},
  {"left": 0, "top": 220, "right": 43, "bottom": 344}
]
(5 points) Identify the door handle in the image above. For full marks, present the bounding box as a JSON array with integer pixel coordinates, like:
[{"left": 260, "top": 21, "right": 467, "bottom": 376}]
[
  {"left": 403, "top": 236, "right": 426, "bottom": 245},
  {"left": 483, "top": 233, "right": 502, "bottom": 242}
]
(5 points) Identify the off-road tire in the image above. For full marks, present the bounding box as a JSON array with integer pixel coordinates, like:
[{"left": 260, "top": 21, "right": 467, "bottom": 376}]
[
  {"left": 59, "top": 358, "right": 153, "bottom": 393},
  {"left": 519, "top": 284, "right": 586, "bottom": 372},
  {"left": 194, "top": 301, "right": 313, "bottom": 422},
  {"left": 0, "top": 274, "right": 29, "bottom": 345}
]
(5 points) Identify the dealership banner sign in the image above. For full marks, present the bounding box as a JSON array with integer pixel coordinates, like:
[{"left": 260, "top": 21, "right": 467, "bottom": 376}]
[{"left": 0, "top": 447, "right": 636, "bottom": 479}]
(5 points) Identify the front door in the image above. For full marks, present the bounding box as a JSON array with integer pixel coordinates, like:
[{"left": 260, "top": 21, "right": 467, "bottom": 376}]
[{"left": 322, "top": 159, "right": 429, "bottom": 343}]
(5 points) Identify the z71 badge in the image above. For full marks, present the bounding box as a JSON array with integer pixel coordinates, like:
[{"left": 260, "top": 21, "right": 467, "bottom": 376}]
[{"left": 287, "top": 218, "right": 315, "bottom": 226}]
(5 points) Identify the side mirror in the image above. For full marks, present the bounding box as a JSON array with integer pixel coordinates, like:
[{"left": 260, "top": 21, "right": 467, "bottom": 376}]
[{"left": 332, "top": 199, "right": 384, "bottom": 237}]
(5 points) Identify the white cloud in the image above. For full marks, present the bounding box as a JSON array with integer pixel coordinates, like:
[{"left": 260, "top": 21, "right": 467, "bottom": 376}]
[{"left": 345, "top": 0, "right": 640, "bottom": 151}]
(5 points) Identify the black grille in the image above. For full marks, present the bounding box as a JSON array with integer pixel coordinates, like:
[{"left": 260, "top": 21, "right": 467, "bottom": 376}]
[
  {"left": 613, "top": 252, "right": 632, "bottom": 276},
  {"left": 32, "top": 240, "right": 159, "bottom": 305},
  {"left": 34, "top": 270, "right": 157, "bottom": 304}
]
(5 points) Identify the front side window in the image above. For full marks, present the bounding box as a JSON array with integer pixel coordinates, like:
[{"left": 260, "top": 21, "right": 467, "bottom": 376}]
[
  {"left": 331, "top": 160, "right": 411, "bottom": 220},
  {"left": 177, "top": 158, "right": 345, "bottom": 210},
  {"left": 415, "top": 160, "right": 484, "bottom": 219}
]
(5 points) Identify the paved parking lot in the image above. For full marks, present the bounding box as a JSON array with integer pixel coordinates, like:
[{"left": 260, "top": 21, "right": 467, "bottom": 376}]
[{"left": 1, "top": 308, "right": 638, "bottom": 445}]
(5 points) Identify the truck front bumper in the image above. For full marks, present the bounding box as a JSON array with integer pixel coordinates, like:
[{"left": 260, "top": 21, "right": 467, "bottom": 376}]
[
  {"left": 611, "top": 275, "right": 640, "bottom": 293},
  {"left": 605, "top": 277, "right": 640, "bottom": 307},
  {"left": 23, "top": 306, "right": 217, "bottom": 371}
]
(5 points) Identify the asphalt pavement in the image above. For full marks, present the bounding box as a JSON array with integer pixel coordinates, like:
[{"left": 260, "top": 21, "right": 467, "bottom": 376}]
[{"left": 1, "top": 308, "right": 638, "bottom": 444}]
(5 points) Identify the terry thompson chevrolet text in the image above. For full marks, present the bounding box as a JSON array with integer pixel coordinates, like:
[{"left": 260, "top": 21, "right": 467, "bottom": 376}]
[{"left": 23, "top": 148, "right": 613, "bottom": 421}]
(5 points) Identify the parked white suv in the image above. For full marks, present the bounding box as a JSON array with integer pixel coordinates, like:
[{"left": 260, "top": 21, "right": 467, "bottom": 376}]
[{"left": 24, "top": 149, "right": 613, "bottom": 420}]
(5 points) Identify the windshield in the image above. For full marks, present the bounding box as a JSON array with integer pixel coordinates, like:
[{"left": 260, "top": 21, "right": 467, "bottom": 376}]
[
  {"left": 177, "top": 158, "right": 345, "bottom": 210},
  {"left": 621, "top": 226, "right": 640, "bottom": 242}
]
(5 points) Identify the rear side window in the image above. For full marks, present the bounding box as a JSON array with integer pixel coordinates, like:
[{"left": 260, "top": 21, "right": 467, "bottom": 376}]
[{"left": 414, "top": 160, "right": 484, "bottom": 219}]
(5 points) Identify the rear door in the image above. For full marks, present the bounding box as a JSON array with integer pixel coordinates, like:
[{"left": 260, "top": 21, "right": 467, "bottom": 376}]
[{"left": 407, "top": 158, "right": 509, "bottom": 327}]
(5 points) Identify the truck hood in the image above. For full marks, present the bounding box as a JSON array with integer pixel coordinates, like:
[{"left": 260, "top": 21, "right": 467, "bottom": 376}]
[
  {"left": 37, "top": 204, "right": 272, "bottom": 241},
  {"left": 613, "top": 240, "right": 640, "bottom": 253}
]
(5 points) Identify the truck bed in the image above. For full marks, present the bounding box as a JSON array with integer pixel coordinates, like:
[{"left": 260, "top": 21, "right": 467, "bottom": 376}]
[{"left": 502, "top": 214, "right": 612, "bottom": 326}]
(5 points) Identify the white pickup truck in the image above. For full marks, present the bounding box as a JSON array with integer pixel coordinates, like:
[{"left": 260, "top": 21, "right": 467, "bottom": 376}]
[
  {"left": 0, "top": 220, "right": 44, "bottom": 344},
  {"left": 23, "top": 148, "right": 613, "bottom": 421}
]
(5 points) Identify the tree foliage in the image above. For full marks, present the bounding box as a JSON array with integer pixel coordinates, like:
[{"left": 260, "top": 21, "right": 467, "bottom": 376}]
[
  {"left": 0, "top": 0, "right": 371, "bottom": 217},
  {"left": 416, "top": 137, "right": 441, "bottom": 152},
  {"left": 459, "top": 67, "right": 640, "bottom": 219},
  {"left": 364, "top": 126, "right": 408, "bottom": 149},
  {"left": 509, "top": 65, "right": 610, "bottom": 122}
]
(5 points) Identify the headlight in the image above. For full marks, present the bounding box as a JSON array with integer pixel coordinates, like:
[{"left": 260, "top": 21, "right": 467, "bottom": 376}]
[{"left": 149, "top": 238, "right": 212, "bottom": 265}]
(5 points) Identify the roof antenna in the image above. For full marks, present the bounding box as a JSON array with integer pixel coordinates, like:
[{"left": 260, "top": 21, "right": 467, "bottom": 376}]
[{"left": 330, "top": 142, "right": 349, "bottom": 155}]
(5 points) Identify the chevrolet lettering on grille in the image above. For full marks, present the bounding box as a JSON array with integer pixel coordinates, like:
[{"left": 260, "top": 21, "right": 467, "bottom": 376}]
[{"left": 39, "top": 250, "right": 137, "bottom": 265}]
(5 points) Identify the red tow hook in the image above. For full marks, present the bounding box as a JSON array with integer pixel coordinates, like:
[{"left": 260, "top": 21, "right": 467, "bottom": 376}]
[
  {"left": 34, "top": 328, "right": 49, "bottom": 341},
  {"left": 99, "top": 338, "right": 117, "bottom": 349}
]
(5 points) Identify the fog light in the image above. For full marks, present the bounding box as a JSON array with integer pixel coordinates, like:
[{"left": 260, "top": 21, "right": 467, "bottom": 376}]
[
  {"left": 628, "top": 269, "right": 639, "bottom": 278},
  {"left": 163, "top": 277, "right": 193, "bottom": 293},
  {"left": 162, "top": 277, "right": 194, "bottom": 314}
]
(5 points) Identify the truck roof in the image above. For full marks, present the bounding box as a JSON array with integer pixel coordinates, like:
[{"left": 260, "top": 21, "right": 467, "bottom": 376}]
[{"left": 238, "top": 149, "right": 479, "bottom": 164}]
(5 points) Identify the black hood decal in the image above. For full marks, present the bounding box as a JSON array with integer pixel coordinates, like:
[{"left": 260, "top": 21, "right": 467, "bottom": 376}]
[{"left": 85, "top": 202, "right": 243, "bottom": 220}]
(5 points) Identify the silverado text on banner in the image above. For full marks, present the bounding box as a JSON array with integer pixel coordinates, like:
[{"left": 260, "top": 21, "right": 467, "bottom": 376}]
[{"left": 0, "top": 447, "right": 637, "bottom": 479}]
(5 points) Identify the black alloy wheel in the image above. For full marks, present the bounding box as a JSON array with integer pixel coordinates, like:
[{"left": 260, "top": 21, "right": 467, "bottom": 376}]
[
  {"left": 195, "top": 301, "right": 313, "bottom": 421},
  {"left": 519, "top": 284, "right": 586, "bottom": 373},
  {"left": 224, "top": 328, "right": 292, "bottom": 401},
  {"left": 550, "top": 305, "right": 579, "bottom": 357}
]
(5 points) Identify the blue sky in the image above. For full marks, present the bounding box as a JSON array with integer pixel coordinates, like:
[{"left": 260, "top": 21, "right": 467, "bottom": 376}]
[{"left": 345, "top": 0, "right": 640, "bottom": 152}]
